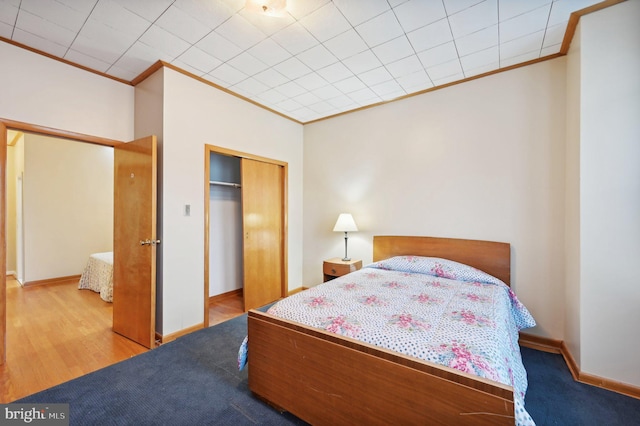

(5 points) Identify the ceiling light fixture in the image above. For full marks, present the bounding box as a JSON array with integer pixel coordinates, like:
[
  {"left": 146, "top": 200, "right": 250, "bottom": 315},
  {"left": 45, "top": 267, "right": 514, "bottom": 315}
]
[{"left": 245, "top": 0, "right": 287, "bottom": 17}]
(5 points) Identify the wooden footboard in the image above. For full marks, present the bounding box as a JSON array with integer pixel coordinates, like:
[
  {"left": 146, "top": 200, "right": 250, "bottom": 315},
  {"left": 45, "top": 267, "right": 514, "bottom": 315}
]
[{"left": 248, "top": 310, "right": 515, "bottom": 425}]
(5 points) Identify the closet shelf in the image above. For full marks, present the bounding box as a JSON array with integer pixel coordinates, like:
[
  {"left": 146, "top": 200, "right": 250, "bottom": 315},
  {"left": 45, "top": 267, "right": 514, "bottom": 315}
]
[{"left": 209, "top": 180, "right": 241, "bottom": 188}]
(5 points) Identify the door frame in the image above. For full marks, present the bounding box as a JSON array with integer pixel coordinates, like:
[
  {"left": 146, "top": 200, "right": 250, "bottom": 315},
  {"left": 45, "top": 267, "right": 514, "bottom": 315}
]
[
  {"left": 0, "top": 118, "right": 121, "bottom": 365},
  {"left": 203, "top": 144, "right": 288, "bottom": 327}
]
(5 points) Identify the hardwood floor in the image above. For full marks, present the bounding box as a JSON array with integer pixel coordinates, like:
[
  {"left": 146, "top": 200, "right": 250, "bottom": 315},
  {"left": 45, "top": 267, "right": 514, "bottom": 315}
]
[{"left": 1, "top": 277, "right": 244, "bottom": 403}]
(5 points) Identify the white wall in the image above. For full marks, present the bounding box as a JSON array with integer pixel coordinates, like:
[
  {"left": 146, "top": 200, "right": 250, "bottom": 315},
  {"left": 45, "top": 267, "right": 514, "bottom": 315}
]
[
  {"left": 0, "top": 41, "right": 134, "bottom": 142},
  {"left": 156, "top": 68, "right": 303, "bottom": 335},
  {"left": 579, "top": 1, "right": 640, "bottom": 386},
  {"left": 23, "top": 133, "right": 113, "bottom": 281},
  {"left": 304, "top": 59, "right": 567, "bottom": 339},
  {"left": 564, "top": 22, "right": 582, "bottom": 366}
]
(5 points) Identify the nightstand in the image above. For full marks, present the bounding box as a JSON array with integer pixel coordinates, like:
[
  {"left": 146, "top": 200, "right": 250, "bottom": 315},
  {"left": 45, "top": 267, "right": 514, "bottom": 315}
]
[{"left": 323, "top": 258, "right": 363, "bottom": 282}]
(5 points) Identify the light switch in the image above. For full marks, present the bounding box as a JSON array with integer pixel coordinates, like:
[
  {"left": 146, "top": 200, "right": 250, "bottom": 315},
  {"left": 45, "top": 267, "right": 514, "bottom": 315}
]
[{"left": 184, "top": 204, "right": 191, "bottom": 216}]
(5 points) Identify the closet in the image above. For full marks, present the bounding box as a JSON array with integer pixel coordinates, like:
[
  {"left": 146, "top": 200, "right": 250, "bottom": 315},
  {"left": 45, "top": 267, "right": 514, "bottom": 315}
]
[{"left": 206, "top": 146, "right": 286, "bottom": 321}]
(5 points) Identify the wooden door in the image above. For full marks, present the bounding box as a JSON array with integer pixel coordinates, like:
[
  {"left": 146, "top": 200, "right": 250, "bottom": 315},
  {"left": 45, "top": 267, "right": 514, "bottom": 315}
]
[
  {"left": 241, "top": 158, "right": 284, "bottom": 311},
  {"left": 113, "top": 136, "right": 157, "bottom": 348}
]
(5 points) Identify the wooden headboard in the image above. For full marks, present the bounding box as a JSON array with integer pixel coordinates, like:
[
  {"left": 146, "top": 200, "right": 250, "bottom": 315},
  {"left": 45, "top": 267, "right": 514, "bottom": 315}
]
[{"left": 373, "top": 236, "right": 511, "bottom": 286}]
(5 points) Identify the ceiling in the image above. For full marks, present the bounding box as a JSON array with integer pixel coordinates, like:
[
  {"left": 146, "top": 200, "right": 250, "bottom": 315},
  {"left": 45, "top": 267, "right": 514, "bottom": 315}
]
[{"left": 0, "top": 0, "right": 604, "bottom": 123}]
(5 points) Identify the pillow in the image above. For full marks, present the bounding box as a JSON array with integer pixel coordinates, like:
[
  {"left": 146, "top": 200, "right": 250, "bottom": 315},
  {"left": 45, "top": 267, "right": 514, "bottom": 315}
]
[{"left": 365, "top": 255, "right": 505, "bottom": 286}]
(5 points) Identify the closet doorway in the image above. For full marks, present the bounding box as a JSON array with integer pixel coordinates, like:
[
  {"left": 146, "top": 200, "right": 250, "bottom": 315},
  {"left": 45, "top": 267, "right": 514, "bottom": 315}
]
[{"left": 204, "top": 144, "right": 287, "bottom": 327}]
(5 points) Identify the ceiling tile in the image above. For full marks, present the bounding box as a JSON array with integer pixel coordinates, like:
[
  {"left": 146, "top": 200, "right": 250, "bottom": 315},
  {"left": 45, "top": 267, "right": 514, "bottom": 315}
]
[
  {"left": 299, "top": 2, "right": 351, "bottom": 43},
  {"left": 464, "top": 61, "right": 498, "bottom": 77},
  {"left": 248, "top": 37, "right": 291, "bottom": 66},
  {"left": 0, "top": 1, "right": 18, "bottom": 26},
  {"left": 107, "top": 64, "right": 139, "bottom": 81},
  {"left": 257, "top": 88, "right": 288, "bottom": 104},
  {"left": 113, "top": 0, "right": 172, "bottom": 22},
  {"left": 323, "top": 29, "right": 368, "bottom": 61},
  {"left": 500, "top": 30, "right": 544, "bottom": 60},
  {"left": 442, "top": 0, "right": 485, "bottom": 15},
  {"left": 0, "top": 22, "right": 13, "bottom": 38},
  {"left": 253, "top": 68, "right": 289, "bottom": 86},
  {"left": 215, "top": 14, "right": 266, "bottom": 50},
  {"left": 154, "top": 5, "right": 212, "bottom": 44},
  {"left": 140, "top": 25, "right": 190, "bottom": 59},
  {"left": 370, "top": 79, "right": 404, "bottom": 97},
  {"left": 55, "top": 0, "right": 98, "bottom": 16},
  {"left": 111, "top": 41, "right": 169, "bottom": 74},
  {"left": 15, "top": 9, "right": 77, "bottom": 47},
  {"left": 65, "top": 47, "right": 111, "bottom": 72},
  {"left": 333, "top": 76, "right": 366, "bottom": 94},
  {"left": 394, "top": 0, "right": 447, "bottom": 32},
  {"left": 333, "top": 0, "right": 390, "bottom": 26},
  {"left": 239, "top": 9, "right": 295, "bottom": 36},
  {"left": 173, "top": 0, "right": 235, "bottom": 28},
  {"left": 196, "top": 31, "right": 242, "bottom": 62},
  {"left": 407, "top": 18, "right": 452, "bottom": 53},
  {"left": 348, "top": 87, "right": 381, "bottom": 104},
  {"left": 498, "top": 0, "right": 550, "bottom": 21},
  {"left": 270, "top": 22, "right": 318, "bottom": 55},
  {"left": 448, "top": 0, "right": 498, "bottom": 39},
  {"left": 294, "top": 72, "right": 329, "bottom": 91},
  {"left": 396, "top": 69, "right": 433, "bottom": 92},
  {"left": 356, "top": 10, "right": 404, "bottom": 48},
  {"left": 316, "top": 61, "right": 354, "bottom": 83},
  {"left": 273, "top": 56, "right": 312, "bottom": 79},
  {"left": 548, "top": 0, "right": 602, "bottom": 27},
  {"left": 275, "top": 98, "right": 303, "bottom": 112},
  {"left": 500, "top": 49, "right": 539, "bottom": 67},
  {"left": 285, "top": 0, "right": 330, "bottom": 20},
  {"left": 500, "top": 4, "right": 551, "bottom": 43},
  {"left": 175, "top": 46, "right": 222, "bottom": 74},
  {"left": 207, "top": 62, "right": 248, "bottom": 85},
  {"left": 90, "top": 0, "right": 150, "bottom": 38},
  {"left": 327, "top": 94, "right": 358, "bottom": 109},
  {"left": 455, "top": 24, "right": 497, "bottom": 57},
  {"left": 227, "top": 51, "right": 269, "bottom": 75},
  {"left": 232, "top": 76, "right": 269, "bottom": 96},
  {"left": 72, "top": 19, "right": 137, "bottom": 63},
  {"left": 275, "top": 80, "right": 306, "bottom": 97},
  {"left": 417, "top": 41, "right": 458, "bottom": 68},
  {"left": 542, "top": 21, "right": 567, "bottom": 48},
  {"left": 372, "top": 35, "right": 414, "bottom": 65},
  {"left": 20, "top": 0, "right": 87, "bottom": 32},
  {"left": 293, "top": 91, "right": 322, "bottom": 106},
  {"left": 296, "top": 44, "right": 338, "bottom": 70},
  {"left": 12, "top": 28, "right": 67, "bottom": 57},
  {"left": 426, "top": 58, "right": 463, "bottom": 81},
  {"left": 386, "top": 54, "right": 424, "bottom": 78},
  {"left": 311, "top": 83, "right": 342, "bottom": 100},
  {"left": 170, "top": 59, "right": 206, "bottom": 76},
  {"left": 359, "top": 66, "right": 393, "bottom": 86},
  {"left": 460, "top": 45, "right": 498, "bottom": 72},
  {"left": 540, "top": 43, "right": 561, "bottom": 56},
  {"left": 432, "top": 71, "right": 464, "bottom": 86},
  {"left": 343, "top": 49, "right": 382, "bottom": 74}
]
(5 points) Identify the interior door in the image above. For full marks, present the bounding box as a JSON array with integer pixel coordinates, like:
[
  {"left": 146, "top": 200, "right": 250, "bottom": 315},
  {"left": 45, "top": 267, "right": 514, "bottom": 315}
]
[
  {"left": 241, "top": 158, "right": 283, "bottom": 311},
  {"left": 113, "top": 136, "right": 157, "bottom": 348}
]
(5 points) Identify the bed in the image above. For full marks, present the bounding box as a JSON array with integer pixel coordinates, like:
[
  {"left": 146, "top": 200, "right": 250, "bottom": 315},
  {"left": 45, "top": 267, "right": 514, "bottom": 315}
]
[
  {"left": 243, "top": 236, "right": 536, "bottom": 425},
  {"left": 78, "top": 252, "right": 114, "bottom": 303}
]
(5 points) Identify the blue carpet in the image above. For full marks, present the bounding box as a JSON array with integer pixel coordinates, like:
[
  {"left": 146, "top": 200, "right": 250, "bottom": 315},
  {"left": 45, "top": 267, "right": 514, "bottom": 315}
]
[{"left": 18, "top": 313, "right": 640, "bottom": 425}]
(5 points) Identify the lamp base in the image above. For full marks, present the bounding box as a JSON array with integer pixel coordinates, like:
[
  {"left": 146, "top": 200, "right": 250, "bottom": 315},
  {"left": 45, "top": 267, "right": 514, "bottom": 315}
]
[{"left": 341, "top": 257, "right": 351, "bottom": 262}]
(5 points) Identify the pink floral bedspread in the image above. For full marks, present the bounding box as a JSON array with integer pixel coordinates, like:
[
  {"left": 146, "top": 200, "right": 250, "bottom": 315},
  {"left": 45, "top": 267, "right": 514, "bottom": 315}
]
[{"left": 240, "top": 256, "right": 536, "bottom": 425}]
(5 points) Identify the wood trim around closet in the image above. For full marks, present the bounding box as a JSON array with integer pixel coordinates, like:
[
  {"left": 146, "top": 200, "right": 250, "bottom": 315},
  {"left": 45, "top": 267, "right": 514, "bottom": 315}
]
[{"left": 203, "top": 144, "right": 288, "bottom": 327}]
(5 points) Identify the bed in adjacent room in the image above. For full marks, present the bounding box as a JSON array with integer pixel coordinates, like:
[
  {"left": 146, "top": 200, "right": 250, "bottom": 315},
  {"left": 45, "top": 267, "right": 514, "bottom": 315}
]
[
  {"left": 78, "top": 251, "right": 114, "bottom": 302},
  {"left": 242, "top": 235, "right": 536, "bottom": 425}
]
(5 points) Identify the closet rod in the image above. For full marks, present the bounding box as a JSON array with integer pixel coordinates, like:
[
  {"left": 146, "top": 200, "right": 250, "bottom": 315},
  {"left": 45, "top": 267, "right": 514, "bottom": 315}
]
[{"left": 209, "top": 180, "right": 241, "bottom": 188}]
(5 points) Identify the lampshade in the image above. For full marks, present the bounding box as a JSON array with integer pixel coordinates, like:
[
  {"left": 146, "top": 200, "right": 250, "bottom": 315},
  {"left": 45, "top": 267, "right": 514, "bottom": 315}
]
[
  {"left": 245, "top": 0, "right": 287, "bottom": 17},
  {"left": 333, "top": 214, "right": 358, "bottom": 233}
]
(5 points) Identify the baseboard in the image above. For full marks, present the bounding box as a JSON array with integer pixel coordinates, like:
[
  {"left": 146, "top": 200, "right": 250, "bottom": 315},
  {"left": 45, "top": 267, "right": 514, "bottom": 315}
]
[
  {"left": 209, "top": 288, "right": 243, "bottom": 304},
  {"left": 156, "top": 323, "right": 204, "bottom": 345},
  {"left": 520, "top": 333, "right": 640, "bottom": 400},
  {"left": 5, "top": 271, "right": 16, "bottom": 278},
  {"left": 22, "top": 274, "right": 82, "bottom": 287},
  {"left": 519, "top": 332, "right": 563, "bottom": 353}
]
